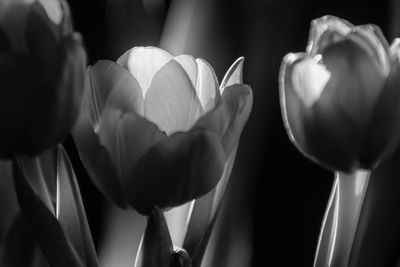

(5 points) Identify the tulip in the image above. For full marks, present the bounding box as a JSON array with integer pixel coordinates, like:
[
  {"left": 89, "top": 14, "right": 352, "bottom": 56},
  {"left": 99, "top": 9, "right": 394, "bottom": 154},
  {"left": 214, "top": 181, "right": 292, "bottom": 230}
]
[
  {"left": 0, "top": 0, "right": 86, "bottom": 158},
  {"left": 280, "top": 15, "right": 400, "bottom": 267},
  {"left": 73, "top": 46, "right": 252, "bottom": 215},
  {"left": 280, "top": 15, "right": 400, "bottom": 173}
]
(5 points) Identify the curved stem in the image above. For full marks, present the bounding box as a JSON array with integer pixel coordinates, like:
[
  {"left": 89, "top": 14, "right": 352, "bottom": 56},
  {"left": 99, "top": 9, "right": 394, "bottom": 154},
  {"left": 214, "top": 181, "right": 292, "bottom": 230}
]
[{"left": 314, "top": 170, "right": 371, "bottom": 267}]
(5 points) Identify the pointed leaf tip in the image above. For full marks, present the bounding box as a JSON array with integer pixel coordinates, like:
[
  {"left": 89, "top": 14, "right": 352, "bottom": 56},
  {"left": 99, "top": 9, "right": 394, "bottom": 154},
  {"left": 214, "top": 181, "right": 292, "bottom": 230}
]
[{"left": 220, "top": 57, "right": 244, "bottom": 91}]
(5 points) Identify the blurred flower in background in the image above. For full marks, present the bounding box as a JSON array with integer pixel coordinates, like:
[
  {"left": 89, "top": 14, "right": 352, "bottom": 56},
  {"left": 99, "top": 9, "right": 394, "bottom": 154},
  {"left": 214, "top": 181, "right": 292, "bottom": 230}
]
[
  {"left": 280, "top": 15, "right": 400, "bottom": 173},
  {"left": 0, "top": 0, "right": 86, "bottom": 158}
]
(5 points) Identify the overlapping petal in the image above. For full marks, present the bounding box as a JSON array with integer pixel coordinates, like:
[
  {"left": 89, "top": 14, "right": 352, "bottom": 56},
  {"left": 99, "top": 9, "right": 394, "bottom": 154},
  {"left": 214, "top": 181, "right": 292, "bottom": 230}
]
[
  {"left": 75, "top": 47, "right": 252, "bottom": 216},
  {"left": 117, "top": 46, "right": 173, "bottom": 96},
  {"left": 125, "top": 128, "right": 225, "bottom": 214},
  {"left": 144, "top": 59, "right": 203, "bottom": 135},
  {"left": 280, "top": 15, "right": 400, "bottom": 172}
]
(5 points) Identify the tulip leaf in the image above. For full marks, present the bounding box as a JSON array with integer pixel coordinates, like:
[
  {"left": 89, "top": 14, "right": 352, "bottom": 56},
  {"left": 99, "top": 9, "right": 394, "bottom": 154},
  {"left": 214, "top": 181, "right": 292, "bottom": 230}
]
[
  {"left": 13, "top": 159, "right": 84, "bottom": 267},
  {"left": 0, "top": 212, "right": 49, "bottom": 267},
  {"left": 134, "top": 208, "right": 174, "bottom": 267},
  {"left": 183, "top": 144, "right": 238, "bottom": 267},
  {"left": 56, "top": 145, "right": 99, "bottom": 267}
]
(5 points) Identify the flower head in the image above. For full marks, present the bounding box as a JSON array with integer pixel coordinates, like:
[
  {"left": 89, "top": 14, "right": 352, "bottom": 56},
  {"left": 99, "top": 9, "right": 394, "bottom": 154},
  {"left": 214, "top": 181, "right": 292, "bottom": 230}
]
[
  {"left": 280, "top": 15, "right": 400, "bottom": 172},
  {"left": 0, "top": 0, "right": 86, "bottom": 158},
  {"left": 73, "top": 46, "right": 252, "bottom": 214}
]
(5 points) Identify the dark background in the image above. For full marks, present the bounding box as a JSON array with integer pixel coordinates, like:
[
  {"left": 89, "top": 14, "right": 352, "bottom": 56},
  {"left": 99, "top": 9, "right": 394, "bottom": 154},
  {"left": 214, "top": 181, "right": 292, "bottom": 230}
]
[{"left": 61, "top": 0, "right": 396, "bottom": 266}]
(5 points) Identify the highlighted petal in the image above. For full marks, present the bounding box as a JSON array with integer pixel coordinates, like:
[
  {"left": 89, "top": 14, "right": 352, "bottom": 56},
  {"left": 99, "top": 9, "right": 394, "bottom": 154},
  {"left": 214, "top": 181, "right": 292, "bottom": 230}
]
[
  {"left": 38, "top": 0, "right": 62, "bottom": 25},
  {"left": 195, "top": 58, "right": 219, "bottom": 112},
  {"left": 220, "top": 57, "right": 244, "bottom": 90},
  {"left": 117, "top": 46, "right": 173, "bottom": 96},
  {"left": 145, "top": 59, "right": 203, "bottom": 135},
  {"left": 126, "top": 129, "right": 225, "bottom": 215},
  {"left": 174, "top": 54, "right": 198, "bottom": 87},
  {"left": 291, "top": 56, "right": 331, "bottom": 107},
  {"left": 92, "top": 60, "right": 144, "bottom": 116},
  {"left": 307, "top": 15, "right": 352, "bottom": 55}
]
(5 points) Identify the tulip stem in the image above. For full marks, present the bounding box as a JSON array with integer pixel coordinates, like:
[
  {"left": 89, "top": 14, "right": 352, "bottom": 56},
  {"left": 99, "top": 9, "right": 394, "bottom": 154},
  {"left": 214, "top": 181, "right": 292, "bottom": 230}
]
[{"left": 314, "top": 169, "right": 371, "bottom": 267}]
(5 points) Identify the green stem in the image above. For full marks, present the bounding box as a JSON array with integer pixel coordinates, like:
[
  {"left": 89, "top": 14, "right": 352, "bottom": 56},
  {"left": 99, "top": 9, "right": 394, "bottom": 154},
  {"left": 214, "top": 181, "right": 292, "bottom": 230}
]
[{"left": 314, "top": 170, "right": 371, "bottom": 267}]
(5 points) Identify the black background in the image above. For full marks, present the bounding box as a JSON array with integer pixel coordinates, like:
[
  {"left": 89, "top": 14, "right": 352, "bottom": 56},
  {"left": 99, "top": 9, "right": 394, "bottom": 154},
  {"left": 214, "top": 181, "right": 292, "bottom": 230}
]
[{"left": 62, "top": 0, "right": 394, "bottom": 266}]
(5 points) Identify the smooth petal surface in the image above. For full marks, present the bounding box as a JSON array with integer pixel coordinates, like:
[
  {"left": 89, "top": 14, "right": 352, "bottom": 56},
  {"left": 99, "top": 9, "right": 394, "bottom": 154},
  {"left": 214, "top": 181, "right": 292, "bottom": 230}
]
[
  {"left": 194, "top": 84, "right": 252, "bottom": 158},
  {"left": 117, "top": 46, "right": 173, "bottom": 96},
  {"left": 280, "top": 52, "right": 360, "bottom": 172},
  {"left": 195, "top": 58, "right": 219, "bottom": 112},
  {"left": 72, "top": 108, "right": 126, "bottom": 208},
  {"left": 25, "top": 1, "right": 60, "bottom": 70},
  {"left": 89, "top": 60, "right": 144, "bottom": 126},
  {"left": 321, "top": 37, "right": 386, "bottom": 135},
  {"left": 362, "top": 60, "right": 400, "bottom": 167},
  {"left": 25, "top": 33, "right": 86, "bottom": 156},
  {"left": 97, "top": 107, "right": 165, "bottom": 181},
  {"left": 56, "top": 146, "right": 98, "bottom": 267},
  {"left": 174, "top": 55, "right": 198, "bottom": 87},
  {"left": 145, "top": 59, "right": 203, "bottom": 135},
  {"left": 0, "top": 52, "right": 41, "bottom": 158},
  {"left": 126, "top": 129, "right": 225, "bottom": 215}
]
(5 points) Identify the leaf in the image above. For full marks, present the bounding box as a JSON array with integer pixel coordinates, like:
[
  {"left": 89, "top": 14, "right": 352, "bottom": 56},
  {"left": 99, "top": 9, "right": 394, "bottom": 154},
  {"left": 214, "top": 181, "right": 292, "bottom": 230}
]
[
  {"left": 0, "top": 212, "right": 49, "bottom": 267},
  {"left": 183, "top": 144, "right": 238, "bottom": 267},
  {"left": 13, "top": 158, "right": 84, "bottom": 267},
  {"left": 56, "top": 145, "right": 99, "bottom": 267}
]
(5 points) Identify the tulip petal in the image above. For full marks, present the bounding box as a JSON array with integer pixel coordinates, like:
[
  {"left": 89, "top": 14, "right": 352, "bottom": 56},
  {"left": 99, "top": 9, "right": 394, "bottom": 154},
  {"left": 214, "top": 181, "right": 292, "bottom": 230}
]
[
  {"left": 56, "top": 146, "right": 99, "bottom": 267},
  {"left": 321, "top": 37, "right": 386, "bottom": 133},
  {"left": 72, "top": 109, "right": 126, "bottom": 208},
  {"left": 97, "top": 107, "right": 165, "bottom": 182},
  {"left": 362, "top": 60, "right": 400, "bottom": 167},
  {"left": 145, "top": 59, "right": 203, "bottom": 135},
  {"left": 174, "top": 54, "right": 198, "bottom": 87},
  {"left": 307, "top": 15, "right": 353, "bottom": 55},
  {"left": 0, "top": 1, "right": 31, "bottom": 51},
  {"left": 126, "top": 129, "right": 225, "bottom": 215},
  {"left": 13, "top": 160, "right": 84, "bottom": 267},
  {"left": 25, "top": 1, "right": 61, "bottom": 70},
  {"left": 220, "top": 57, "right": 244, "bottom": 90},
  {"left": 117, "top": 46, "right": 173, "bottom": 96},
  {"left": 24, "top": 33, "right": 86, "bottom": 156},
  {"left": 38, "top": 0, "right": 62, "bottom": 25},
  {"left": 350, "top": 25, "right": 390, "bottom": 76},
  {"left": 280, "top": 52, "right": 361, "bottom": 172},
  {"left": 195, "top": 58, "right": 219, "bottom": 112},
  {"left": 0, "top": 52, "right": 42, "bottom": 158},
  {"left": 194, "top": 84, "right": 252, "bottom": 158},
  {"left": 89, "top": 60, "right": 145, "bottom": 126}
]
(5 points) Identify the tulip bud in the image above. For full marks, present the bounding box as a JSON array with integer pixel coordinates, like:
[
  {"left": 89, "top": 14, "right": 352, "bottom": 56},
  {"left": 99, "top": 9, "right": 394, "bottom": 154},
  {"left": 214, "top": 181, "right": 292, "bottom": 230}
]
[
  {"left": 0, "top": 0, "right": 86, "bottom": 158},
  {"left": 73, "top": 46, "right": 252, "bottom": 214},
  {"left": 280, "top": 15, "right": 400, "bottom": 172}
]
